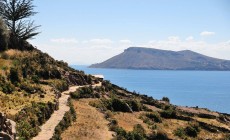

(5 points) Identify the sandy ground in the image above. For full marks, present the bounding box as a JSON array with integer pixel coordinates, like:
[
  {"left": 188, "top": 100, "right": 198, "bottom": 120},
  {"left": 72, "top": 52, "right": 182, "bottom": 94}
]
[{"left": 61, "top": 99, "right": 114, "bottom": 140}]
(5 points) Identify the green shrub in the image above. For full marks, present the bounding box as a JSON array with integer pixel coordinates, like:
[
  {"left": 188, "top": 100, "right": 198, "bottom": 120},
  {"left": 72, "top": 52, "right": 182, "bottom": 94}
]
[
  {"left": 185, "top": 124, "right": 200, "bottom": 137},
  {"left": 146, "top": 112, "right": 162, "bottom": 123},
  {"left": 162, "top": 97, "right": 170, "bottom": 103},
  {"left": 70, "top": 86, "right": 95, "bottom": 99},
  {"left": 133, "top": 124, "right": 146, "bottom": 137},
  {"left": 107, "top": 98, "right": 132, "bottom": 112},
  {"left": 174, "top": 127, "right": 186, "bottom": 138},
  {"left": 174, "top": 123, "right": 200, "bottom": 138},
  {"left": 16, "top": 102, "right": 56, "bottom": 140},
  {"left": 128, "top": 100, "right": 142, "bottom": 112},
  {"left": 9, "top": 67, "right": 20, "bottom": 84},
  {"left": 160, "top": 108, "right": 177, "bottom": 119},
  {"left": 149, "top": 130, "right": 168, "bottom": 140}
]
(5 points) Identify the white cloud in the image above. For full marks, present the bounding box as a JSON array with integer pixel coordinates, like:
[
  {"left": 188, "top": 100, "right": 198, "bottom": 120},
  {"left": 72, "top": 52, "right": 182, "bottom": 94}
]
[
  {"left": 186, "top": 36, "right": 194, "bottom": 41},
  {"left": 200, "top": 31, "right": 215, "bottom": 36},
  {"left": 168, "top": 36, "right": 180, "bottom": 42},
  {"left": 87, "top": 39, "right": 113, "bottom": 45},
  {"left": 50, "top": 38, "right": 78, "bottom": 44},
  {"left": 33, "top": 37, "right": 230, "bottom": 65},
  {"left": 119, "top": 40, "right": 132, "bottom": 44}
]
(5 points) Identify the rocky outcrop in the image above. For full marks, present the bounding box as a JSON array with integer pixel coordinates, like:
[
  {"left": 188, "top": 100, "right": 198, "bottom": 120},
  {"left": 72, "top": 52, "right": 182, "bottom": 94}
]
[{"left": 0, "top": 113, "right": 16, "bottom": 140}]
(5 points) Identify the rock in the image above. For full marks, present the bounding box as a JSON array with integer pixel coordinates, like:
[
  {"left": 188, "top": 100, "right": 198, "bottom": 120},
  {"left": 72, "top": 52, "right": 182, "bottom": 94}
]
[{"left": 0, "top": 112, "right": 16, "bottom": 140}]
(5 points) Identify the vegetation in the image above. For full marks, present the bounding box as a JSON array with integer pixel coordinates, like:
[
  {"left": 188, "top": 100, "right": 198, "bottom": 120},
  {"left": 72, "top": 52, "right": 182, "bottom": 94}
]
[
  {"left": 0, "top": 0, "right": 40, "bottom": 50},
  {"left": 51, "top": 99, "right": 76, "bottom": 140},
  {"left": 174, "top": 123, "right": 200, "bottom": 138},
  {"left": 0, "top": 17, "right": 9, "bottom": 51},
  {"left": 15, "top": 102, "right": 56, "bottom": 140},
  {"left": 162, "top": 97, "right": 170, "bottom": 103}
]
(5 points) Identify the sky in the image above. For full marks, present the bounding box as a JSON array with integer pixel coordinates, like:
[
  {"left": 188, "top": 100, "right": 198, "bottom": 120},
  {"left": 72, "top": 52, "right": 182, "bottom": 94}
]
[{"left": 30, "top": 0, "right": 230, "bottom": 65}]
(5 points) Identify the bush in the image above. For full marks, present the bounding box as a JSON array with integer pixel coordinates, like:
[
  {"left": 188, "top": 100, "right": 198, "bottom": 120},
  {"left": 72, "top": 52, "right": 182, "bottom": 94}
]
[
  {"left": 146, "top": 112, "right": 162, "bottom": 123},
  {"left": 70, "top": 86, "right": 95, "bottom": 99},
  {"left": 160, "top": 108, "right": 177, "bottom": 119},
  {"left": 9, "top": 67, "right": 20, "bottom": 84},
  {"left": 174, "top": 123, "right": 200, "bottom": 138},
  {"left": 107, "top": 98, "right": 132, "bottom": 112},
  {"left": 149, "top": 130, "right": 168, "bottom": 140},
  {"left": 133, "top": 124, "right": 146, "bottom": 137},
  {"left": 128, "top": 100, "right": 142, "bottom": 112},
  {"left": 185, "top": 124, "right": 200, "bottom": 137},
  {"left": 16, "top": 102, "right": 56, "bottom": 140},
  {"left": 162, "top": 97, "right": 170, "bottom": 103},
  {"left": 174, "top": 127, "right": 186, "bottom": 138}
]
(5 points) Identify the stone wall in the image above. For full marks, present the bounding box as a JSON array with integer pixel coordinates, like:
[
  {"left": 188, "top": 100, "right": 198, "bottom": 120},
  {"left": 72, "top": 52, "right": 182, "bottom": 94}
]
[{"left": 0, "top": 113, "right": 16, "bottom": 140}]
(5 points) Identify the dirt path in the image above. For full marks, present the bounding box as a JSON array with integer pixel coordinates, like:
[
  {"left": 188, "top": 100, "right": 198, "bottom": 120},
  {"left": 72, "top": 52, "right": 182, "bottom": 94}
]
[
  {"left": 61, "top": 99, "right": 114, "bottom": 140},
  {"left": 32, "top": 86, "right": 81, "bottom": 140}
]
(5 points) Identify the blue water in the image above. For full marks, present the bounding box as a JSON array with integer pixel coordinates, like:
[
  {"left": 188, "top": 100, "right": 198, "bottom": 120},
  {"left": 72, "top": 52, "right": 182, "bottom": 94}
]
[{"left": 72, "top": 65, "right": 230, "bottom": 114}]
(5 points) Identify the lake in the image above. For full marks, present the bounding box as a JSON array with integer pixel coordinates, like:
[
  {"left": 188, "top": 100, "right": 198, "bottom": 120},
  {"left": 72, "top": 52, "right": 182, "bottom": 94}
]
[{"left": 72, "top": 65, "right": 230, "bottom": 114}]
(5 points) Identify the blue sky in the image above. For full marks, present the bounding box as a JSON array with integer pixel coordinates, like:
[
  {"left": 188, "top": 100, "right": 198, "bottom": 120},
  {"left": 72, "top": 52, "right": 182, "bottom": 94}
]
[{"left": 30, "top": 0, "right": 230, "bottom": 64}]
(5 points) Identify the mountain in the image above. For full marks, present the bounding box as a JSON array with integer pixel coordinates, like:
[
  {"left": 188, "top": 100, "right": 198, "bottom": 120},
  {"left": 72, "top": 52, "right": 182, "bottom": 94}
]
[{"left": 90, "top": 47, "right": 230, "bottom": 70}]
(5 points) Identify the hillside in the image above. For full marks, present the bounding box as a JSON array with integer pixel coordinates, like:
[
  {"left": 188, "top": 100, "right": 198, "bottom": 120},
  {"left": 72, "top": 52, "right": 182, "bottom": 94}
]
[
  {"left": 0, "top": 48, "right": 230, "bottom": 140},
  {"left": 60, "top": 81, "right": 230, "bottom": 140},
  {"left": 0, "top": 48, "right": 96, "bottom": 139},
  {"left": 90, "top": 47, "right": 230, "bottom": 70}
]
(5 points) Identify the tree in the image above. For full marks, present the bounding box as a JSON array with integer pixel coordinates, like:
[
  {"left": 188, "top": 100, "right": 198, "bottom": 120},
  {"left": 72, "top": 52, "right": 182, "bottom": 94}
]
[
  {"left": 0, "top": 0, "right": 40, "bottom": 49},
  {"left": 162, "top": 96, "right": 170, "bottom": 103},
  {"left": 0, "top": 17, "right": 9, "bottom": 51}
]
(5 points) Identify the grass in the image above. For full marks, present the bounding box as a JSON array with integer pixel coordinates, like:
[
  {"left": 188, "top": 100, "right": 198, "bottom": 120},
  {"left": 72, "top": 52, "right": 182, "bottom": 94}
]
[
  {"left": 0, "top": 85, "right": 55, "bottom": 116},
  {"left": 61, "top": 99, "right": 114, "bottom": 140}
]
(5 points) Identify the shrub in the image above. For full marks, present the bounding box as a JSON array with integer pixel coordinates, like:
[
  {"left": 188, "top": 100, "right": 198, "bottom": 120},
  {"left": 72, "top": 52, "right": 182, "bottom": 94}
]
[
  {"left": 109, "top": 98, "right": 132, "bottom": 112},
  {"left": 174, "top": 127, "right": 186, "bottom": 138},
  {"left": 160, "top": 108, "right": 177, "bottom": 119},
  {"left": 16, "top": 102, "right": 56, "bottom": 140},
  {"left": 146, "top": 112, "right": 162, "bottom": 123},
  {"left": 174, "top": 123, "right": 200, "bottom": 138},
  {"left": 185, "top": 123, "right": 200, "bottom": 137},
  {"left": 133, "top": 124, "right": 146, "bottom": 137},
  {"left": 9, "top": 67, "right": 20, "bottom": 84},
  {"left": 70, "top": 86, "right": 95, "bottom": 99},
  {"left": 128, "top": 100, "right": 142, "bottom": 112},
  {"left": 149, "top": 130, "right": 168, "bottom": 140},
  {"left": 162, "top": 97, "right": 170, "bottom": 103}
]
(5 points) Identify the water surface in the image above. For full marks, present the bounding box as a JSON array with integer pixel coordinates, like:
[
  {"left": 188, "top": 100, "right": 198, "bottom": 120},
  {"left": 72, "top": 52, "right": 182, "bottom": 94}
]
[{"left": 73, "top": 65, "right": 230, "bottom": 114}]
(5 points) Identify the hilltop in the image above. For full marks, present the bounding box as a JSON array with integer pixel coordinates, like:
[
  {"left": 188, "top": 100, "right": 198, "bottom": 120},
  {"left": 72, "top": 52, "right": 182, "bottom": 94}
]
[{"left": 90, "top": 47, "right": 230, "bottom": 70}]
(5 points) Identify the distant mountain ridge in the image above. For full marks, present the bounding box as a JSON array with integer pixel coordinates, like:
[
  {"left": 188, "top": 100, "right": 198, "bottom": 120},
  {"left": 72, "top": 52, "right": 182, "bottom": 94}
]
[{"left": 90, "top": 47, "right": 230, "bottom": 70}]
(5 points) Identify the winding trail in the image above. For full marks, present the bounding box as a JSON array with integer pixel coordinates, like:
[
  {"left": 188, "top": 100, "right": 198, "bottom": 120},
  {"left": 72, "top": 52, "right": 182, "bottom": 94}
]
[
  {"left": 32, "top": 86, "right": 77, "bottom": 140},
  {"left": 32, "top": 83, "right": 101, "bottom": 140}
]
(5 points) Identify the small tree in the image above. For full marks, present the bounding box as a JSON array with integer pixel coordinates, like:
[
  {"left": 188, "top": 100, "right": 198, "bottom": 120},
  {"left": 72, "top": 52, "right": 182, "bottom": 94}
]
[
  {"left": 0, "top": 0, "right": 40, "bottom": 49},
  {"left": 162, "top": 97, "right": 170, "bottom": 103},
  {"left": 0, "top": 17, "right": 9, "bottom": 51}
]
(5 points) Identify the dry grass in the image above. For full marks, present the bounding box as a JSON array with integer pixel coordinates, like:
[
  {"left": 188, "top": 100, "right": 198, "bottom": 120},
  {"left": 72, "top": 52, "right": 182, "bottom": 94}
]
[
  {"left": 177, "top": 106, "right": 219, "bottom": 117},
  {"left": 194, "top": 117, "right": 230, "bottom": 130},
  {"left": 157, "top": 119, "right": 189, "bottom": 139},
  {"left": 144, "top": 104, "right": 162, "bottom": 111},
  {"left": 156, "top": 118, "right": 226, "bottom": 139},
  {"left": 0, "top": 85, "right": 55, "bottom": 116},
  {"left": 112, "top": 111, "right": 152, "bottom": 134},
  {"left": 61, "top": 98, "right": 114, "bottom": 140}
]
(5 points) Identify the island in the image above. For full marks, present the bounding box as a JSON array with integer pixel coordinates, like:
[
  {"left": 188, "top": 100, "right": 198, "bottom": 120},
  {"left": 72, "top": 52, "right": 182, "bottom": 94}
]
[{"left": 90, "top": 47, "right": 230, "bottom": 70}]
